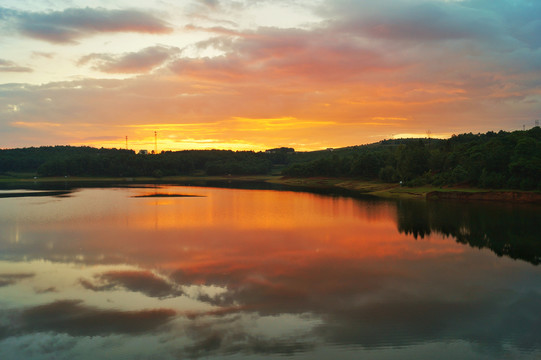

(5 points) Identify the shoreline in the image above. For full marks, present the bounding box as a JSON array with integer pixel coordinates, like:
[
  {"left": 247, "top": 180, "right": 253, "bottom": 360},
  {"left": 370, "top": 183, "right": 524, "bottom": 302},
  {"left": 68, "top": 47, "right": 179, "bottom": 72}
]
[
  {"left": 271, "top": 177, "right": 541, "bottom": 203},
  {"left": 2, "top": 174, "right": 541, "bottom": 203}
]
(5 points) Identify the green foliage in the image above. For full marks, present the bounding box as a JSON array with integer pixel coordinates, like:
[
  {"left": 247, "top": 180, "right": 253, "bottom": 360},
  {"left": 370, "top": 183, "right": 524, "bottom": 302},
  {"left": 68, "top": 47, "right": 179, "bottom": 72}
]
[
  {"left": 450, "top": 165, "right": 468, "bottom": 184},
  {"left": 378, "top": 165, "right": 398, "bottom": 183},
  {"left": 281, "top": 127, "right": 541, "bottom": 190},
  {"left": 0, "top": 147, "right": 275, "bottom": 177},
  {"left": 350, "top": 152, "right": 383, "bottom": 178},
  {"left": 397, "top": 140, "right": 429, "bottom": 181},
  {"left": 2, "top": 127, "right": 541, "bottom": 191}
]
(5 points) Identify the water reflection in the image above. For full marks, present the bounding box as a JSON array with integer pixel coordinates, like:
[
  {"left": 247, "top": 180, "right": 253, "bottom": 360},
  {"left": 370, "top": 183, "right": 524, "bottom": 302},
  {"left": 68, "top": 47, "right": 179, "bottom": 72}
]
[
  {"left": 397, "top": 200, "right": 541, "bottom": 265},
  {"left": 0, "top": 186, "right": 540, "bottom": 359}
]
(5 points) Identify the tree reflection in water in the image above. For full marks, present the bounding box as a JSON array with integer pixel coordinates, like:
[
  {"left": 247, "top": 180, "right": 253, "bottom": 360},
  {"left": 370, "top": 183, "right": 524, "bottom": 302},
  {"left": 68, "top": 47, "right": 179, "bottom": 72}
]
[
  {"left": 396, "top": 200, "right": 541, "bottom": 265},
  {"left": 0, "top": 186, "right": 540, "bottom": 359}
]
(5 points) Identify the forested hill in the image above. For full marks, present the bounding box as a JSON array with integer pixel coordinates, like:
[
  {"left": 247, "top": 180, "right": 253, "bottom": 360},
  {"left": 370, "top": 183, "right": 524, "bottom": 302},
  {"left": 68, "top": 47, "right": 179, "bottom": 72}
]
[
  {"left": 283, "top": 127, "right": 541, "bottom": 190},
  {"left": 1, "top": 128, "right": 541, "bottom": 190}
]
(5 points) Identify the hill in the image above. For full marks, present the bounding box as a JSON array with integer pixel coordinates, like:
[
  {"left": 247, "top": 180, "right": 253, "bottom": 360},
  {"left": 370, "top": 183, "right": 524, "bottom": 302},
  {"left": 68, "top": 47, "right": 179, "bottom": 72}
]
[
  {"left": 283, "top": 128, "right": 541, "bottom": 190},
  {"left": 1, "top": 128, "right": 540, "bottom": 190}
]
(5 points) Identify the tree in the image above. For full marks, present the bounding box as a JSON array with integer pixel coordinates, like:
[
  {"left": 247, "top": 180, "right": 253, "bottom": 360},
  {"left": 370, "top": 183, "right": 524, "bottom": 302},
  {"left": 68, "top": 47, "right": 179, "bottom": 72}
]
[{"left": 396, "top": 140, "right": 429, "bottom": 181}]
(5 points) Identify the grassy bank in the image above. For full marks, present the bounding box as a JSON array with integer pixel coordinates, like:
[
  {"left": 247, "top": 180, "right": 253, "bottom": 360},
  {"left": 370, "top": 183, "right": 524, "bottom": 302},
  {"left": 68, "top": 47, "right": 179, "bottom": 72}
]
[
  {"left": 2, "top": 173, "right": 540, "bottom": 202},
  {"left": 269, "top": 177, "right": 541, "bottom": 204},
  {"left": 268, "top": 177, "right": 541, "bottom": 202},
  {"left": 269, "top": 177, "right": 437, "bottom": 199}
]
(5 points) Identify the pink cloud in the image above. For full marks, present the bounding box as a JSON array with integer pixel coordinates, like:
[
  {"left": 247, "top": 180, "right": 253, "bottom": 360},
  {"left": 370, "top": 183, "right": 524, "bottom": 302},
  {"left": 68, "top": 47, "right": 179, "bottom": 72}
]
[
  {"left": 1, "top": 1, "right": 541, "bottom": 150},
  {"left": 171, "top": 27, "right": 399, "bottom": 86}
]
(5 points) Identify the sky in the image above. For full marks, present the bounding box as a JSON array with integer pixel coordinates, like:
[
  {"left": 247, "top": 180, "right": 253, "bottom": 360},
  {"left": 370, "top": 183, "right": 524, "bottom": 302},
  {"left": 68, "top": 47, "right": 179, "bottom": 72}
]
[{"left": 1, "top": 0, "right": 540, "bottom": 152}]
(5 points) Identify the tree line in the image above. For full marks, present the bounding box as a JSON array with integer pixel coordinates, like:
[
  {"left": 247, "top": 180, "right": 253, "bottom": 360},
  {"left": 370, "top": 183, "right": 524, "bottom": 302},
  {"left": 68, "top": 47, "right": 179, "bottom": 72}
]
[
  {"left": 396, "top": 199, "right": 540, "bottom": 265},
  {"left": 0, "top": 146, "right": 282, "bottom": 178},
  {"left": 1, "top": 128, "right": 540, "bottom": 190},
  {"left": 283, "top": 127, "right": 541, "bottom": 190}
]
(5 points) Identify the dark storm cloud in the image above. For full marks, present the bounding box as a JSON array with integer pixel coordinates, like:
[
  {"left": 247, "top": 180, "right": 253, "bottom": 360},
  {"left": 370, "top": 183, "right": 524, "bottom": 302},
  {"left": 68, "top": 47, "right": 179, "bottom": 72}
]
[{"left": 3, "top": 7, "right": 172, "bottom": 44}]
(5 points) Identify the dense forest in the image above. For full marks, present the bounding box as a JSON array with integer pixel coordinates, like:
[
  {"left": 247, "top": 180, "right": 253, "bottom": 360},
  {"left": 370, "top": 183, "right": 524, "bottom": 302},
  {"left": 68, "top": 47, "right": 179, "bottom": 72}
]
[
  {"left": 1, "top": 128, "right": 540, "bottom": 190},
  {"left": 0, "top": 146, "right": 281, "bottom": 178},
  {"left": 283, "top": 127, "right": 541, "bottom": 190}
]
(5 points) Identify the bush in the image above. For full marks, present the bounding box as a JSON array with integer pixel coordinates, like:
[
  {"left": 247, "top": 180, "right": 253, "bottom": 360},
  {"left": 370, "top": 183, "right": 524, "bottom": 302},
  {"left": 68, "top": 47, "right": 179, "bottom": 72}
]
[{"left": 450, "top": 165, "right": 468, "bottom": 184}]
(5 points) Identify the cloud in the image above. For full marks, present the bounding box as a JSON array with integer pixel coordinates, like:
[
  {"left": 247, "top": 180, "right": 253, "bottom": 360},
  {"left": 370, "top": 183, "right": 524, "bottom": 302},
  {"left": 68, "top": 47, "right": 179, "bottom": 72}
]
[
  {"left": 170, "top": 26, "right": 398, "bottom": 85},
  {"left": 7, "top": 7, "right": 172, "bottom": 44},
  {"left": 181, "top": 323, "right": 314, "bottom": 358},
  {"left": 78, "top": 45, "right": 180, "bottom": 74},
  {"left": 80, "top": 270, "right": 184, "bottom": 298},
  {"left": 327, "top": 0, "right": 500, "bottom": 43},
  {"left": 0, "top": 190, "right": 540, "bottom": 357},
  {"left": 313, "top": 292, "right": 541, "bottom": 351},
  {"left": 0, "top": 59, "right": 32, "bottom": 73},
  {"left": 200, "top": 0, "right": 221, "bottom": 9},
  {"left": 10, "top": 300, "right": 176, "bottom": 337},
  {"left": 1, "top": 1, "right": 540, "bottom": 150},
  {"left": 31, "top": 52, "right": 55, "bottom": 59},
  {"left": 320, "top": 0, "right": 541, "bottom": 59},
  {"left": 0, "top": 273, "right": 34, "bottom": 287},
  {"left": 171, "top": 251, "right": 541, "bottom": 354},
  {"left": 461, "top": 0, "right": 541, "bottom": 49}
]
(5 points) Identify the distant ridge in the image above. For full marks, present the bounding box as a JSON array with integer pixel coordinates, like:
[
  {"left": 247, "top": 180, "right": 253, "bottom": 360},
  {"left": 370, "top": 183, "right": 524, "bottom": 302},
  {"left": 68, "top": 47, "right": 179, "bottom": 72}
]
[{"left": 1, "top": 128, "right": 540, "bottom": 191}]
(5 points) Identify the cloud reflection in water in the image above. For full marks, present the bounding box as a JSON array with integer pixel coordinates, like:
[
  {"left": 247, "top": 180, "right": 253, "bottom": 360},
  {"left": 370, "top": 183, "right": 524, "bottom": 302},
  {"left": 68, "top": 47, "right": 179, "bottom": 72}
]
[{"left": 0, "top": 186, "right": 539, "bottom": 359}]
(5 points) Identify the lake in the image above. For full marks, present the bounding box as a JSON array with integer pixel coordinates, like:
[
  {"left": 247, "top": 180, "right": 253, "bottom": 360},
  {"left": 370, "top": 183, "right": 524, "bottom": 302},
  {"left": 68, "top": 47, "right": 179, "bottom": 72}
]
[{"left": 0, "top": 184, "right": 540, "bottom": 359}]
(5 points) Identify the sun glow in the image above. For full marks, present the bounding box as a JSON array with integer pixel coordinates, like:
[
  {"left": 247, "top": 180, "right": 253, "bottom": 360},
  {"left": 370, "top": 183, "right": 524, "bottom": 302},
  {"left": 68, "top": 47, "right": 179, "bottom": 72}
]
[
  {"left": 70, "top": 117, "right": 343, "bottom": 152},
  {"left": 1, "top": 0, "right": 539, "bottom": 150}
]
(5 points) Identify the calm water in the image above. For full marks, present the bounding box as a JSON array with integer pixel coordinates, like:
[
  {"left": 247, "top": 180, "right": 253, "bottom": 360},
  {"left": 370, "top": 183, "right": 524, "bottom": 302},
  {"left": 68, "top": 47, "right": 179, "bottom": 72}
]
[{"left": 0, "top": 185, "right": 540, "bottom": 359}]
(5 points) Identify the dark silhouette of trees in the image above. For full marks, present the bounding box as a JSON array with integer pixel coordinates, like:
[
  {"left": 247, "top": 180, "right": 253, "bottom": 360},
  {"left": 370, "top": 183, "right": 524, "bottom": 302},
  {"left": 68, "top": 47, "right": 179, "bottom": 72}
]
[
  {"left": 396, "top": 140, "right": 429, "bottom": 181},
  {"left": 0, "top": 147, "right": 275, "bottom": 177},
  {"left": 282, "top": 127, "right": 541, "bottom": 190},
  {"left": 2, "top": 127, "right": 541, "bottom": 190},
  {"left": 396, "top": 200, "right": 541, "bottom": 265}
]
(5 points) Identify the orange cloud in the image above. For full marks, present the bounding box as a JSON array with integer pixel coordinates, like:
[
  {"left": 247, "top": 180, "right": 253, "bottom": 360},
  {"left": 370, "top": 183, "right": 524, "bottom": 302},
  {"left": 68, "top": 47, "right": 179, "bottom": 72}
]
[
  {"left": 1, "top": 1, "right": 540, "bottom": 150},
  {"left": 11, "top": 121, "right": 61, "bottom": 128}
]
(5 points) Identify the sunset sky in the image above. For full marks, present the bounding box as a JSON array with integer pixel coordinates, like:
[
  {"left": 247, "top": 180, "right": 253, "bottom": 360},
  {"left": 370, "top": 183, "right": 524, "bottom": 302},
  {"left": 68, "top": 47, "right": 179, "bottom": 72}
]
[{"left": 1, "top": 0, "right": 540, "bottom": 151}]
